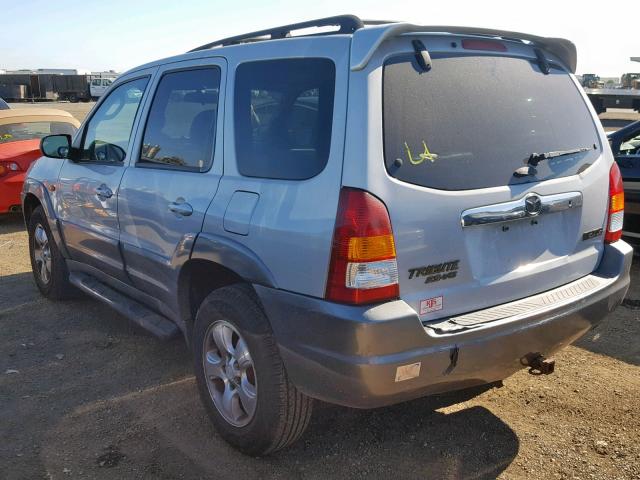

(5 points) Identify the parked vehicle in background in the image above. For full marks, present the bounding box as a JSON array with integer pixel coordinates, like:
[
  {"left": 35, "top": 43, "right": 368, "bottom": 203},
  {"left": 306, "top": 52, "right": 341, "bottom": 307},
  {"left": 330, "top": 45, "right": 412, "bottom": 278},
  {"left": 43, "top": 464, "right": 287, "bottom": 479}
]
[
  {"left": 0, "top": 109, "right": 79, "bottom": 213},
  {"left": 0, "top": 73, "right": 117, "bottom": 102},
  {"left": 621, "top": 73, "right": 640, "bottom": 89},
  {"left": 581, "top": 73, "right": 604, "bottom": 88},
  {"left": 89, "top": 77, "right": 114, "bottom": 100},
  {"left": 609, "top": 120, "right": 640, "bottom": 243},
  {"left": 0, "top": 97, "right": 9, "bottom": 109},
  {"left": 22, "top": 15, "right": 631, "bottom": 455}
]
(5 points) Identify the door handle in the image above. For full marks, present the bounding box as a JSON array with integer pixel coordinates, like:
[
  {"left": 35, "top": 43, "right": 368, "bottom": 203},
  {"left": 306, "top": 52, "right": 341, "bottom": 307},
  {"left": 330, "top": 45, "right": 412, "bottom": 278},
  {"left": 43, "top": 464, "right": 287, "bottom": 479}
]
[
  {"left": 95, "top": 184, "right": 113, "bottom": 200},
  {"left": 169, "top": 201, "right": 193, "bottom": 217}
]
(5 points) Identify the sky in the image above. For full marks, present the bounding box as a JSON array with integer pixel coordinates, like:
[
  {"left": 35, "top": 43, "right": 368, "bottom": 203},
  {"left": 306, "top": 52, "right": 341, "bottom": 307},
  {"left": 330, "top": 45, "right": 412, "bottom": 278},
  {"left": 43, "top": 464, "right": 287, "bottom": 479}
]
[{"left": 1, "top": 0, "right": 638, "bottom": 77}]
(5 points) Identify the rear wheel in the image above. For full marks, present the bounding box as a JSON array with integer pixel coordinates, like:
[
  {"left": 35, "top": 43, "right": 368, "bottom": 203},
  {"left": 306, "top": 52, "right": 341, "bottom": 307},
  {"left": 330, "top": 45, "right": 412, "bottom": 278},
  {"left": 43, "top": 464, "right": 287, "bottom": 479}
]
[
  {"left": 28, "top": 207, "right": 74, "bottom": 299},
  {"left": 193, "top": 284, "right": 313, "bottom": 455}
]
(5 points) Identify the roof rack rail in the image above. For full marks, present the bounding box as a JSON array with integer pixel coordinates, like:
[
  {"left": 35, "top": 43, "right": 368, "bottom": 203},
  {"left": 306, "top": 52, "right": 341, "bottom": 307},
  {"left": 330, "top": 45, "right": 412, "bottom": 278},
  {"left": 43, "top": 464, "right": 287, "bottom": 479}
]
[{"left": 189, "top": 15, "right": 365, "bottom": 52}]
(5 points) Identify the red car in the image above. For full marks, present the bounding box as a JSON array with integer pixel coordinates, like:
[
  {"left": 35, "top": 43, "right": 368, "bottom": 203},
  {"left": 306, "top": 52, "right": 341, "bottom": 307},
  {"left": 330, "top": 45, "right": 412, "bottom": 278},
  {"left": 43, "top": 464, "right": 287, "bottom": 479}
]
[{"left": 0, "top": 108, "right": 80, "bottom": 214}]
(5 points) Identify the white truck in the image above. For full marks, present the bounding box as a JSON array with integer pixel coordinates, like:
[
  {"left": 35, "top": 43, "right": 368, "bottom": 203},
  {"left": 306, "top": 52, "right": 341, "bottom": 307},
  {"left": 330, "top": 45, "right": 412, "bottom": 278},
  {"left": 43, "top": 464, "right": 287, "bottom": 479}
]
[{"left": 89, "top": 76, "right": 116, "bottom": 100}]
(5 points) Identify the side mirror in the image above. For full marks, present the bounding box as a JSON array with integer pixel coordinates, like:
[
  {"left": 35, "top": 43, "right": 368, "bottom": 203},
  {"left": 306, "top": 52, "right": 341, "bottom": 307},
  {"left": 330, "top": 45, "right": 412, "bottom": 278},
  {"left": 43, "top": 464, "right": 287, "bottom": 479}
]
[{"left": 41, "top": 134, "right": 71, "bottom": 159}]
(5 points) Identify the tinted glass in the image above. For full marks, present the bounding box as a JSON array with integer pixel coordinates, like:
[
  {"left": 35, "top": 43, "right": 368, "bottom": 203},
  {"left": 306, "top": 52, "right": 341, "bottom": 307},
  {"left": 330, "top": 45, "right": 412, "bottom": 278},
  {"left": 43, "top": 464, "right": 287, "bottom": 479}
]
[
  {"left": 140, "top": 68, "right": 220, "bottom": 170},
  {"left": 234, "top": 58, "right": 335, "bottom": 179},
  {"left": 383, "top": 54, "right": 600, "bottom": 190},
  {"left": 81, "top": 77, "right": 148, "bottom": 163},
  {"left": 0, "top": 121, "right": 77, "bottom": 144},
  {"left": 620, "top": 130, "right": 640, "bottom": 156}
]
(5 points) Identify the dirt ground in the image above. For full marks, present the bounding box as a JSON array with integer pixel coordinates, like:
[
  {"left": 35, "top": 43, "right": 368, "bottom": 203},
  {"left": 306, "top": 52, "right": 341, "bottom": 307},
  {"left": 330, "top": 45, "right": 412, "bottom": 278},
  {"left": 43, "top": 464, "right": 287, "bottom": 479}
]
[{"left": 0, "top": 103, "right": 639, "bottom": 479}]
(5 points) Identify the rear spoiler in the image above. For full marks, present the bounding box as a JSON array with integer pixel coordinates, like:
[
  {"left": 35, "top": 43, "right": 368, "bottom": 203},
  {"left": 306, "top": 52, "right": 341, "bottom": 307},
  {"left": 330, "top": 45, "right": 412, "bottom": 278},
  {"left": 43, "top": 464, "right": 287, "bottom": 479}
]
[{"left": 350, "top": 23, "right": 577, "bottom": 73}]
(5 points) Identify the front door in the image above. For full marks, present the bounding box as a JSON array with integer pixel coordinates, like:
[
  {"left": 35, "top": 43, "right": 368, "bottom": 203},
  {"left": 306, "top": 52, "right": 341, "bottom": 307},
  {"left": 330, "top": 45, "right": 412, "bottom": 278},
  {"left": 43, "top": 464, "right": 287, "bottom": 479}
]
[
  {"left": 118, "top": 60, "right": 225, "bottom": 303},
  {"left": 56, "top": 74, "right": 152, "bottom": 281}
]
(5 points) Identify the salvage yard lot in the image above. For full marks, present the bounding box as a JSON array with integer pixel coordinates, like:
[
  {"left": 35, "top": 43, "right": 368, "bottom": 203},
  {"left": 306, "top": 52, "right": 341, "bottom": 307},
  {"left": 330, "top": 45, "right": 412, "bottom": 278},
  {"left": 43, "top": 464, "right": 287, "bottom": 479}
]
[{"left": 1, "top": 103, "right": 639, "bottom": 479}]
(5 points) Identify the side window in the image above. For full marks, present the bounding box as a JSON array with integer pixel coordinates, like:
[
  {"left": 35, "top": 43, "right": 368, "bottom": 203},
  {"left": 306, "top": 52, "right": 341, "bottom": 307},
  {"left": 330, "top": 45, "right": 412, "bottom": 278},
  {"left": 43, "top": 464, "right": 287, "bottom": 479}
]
[
  {"left": 91, "top": 79, "right": 101, "bottom": 86},
  {"left": 234, "top": 58, "right": 336, "bottom": 180},
  {"left": 80, "top": 77, "right": 148, "bottom": 163},
  {"left": 139, "top": 68, "right": 220, "bottom": 171},
  {"left": 620, "top": 131, "right": 640, "bottom": 156}
]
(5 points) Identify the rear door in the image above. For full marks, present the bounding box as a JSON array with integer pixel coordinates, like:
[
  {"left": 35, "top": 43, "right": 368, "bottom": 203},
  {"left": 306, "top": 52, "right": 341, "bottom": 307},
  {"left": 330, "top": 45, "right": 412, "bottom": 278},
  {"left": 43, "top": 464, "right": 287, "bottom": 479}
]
[
  {"left": 612, "top": 123, "right": 640, "bottom": 239},
  {"left": 117, "top": 59, "right": 225, "bottom": 301},
  {"left": 345, "top": 35, "right": 611, "bottom": 321},
  {"left": 57, "top": 73, "right": 152, "bottom": 282}
]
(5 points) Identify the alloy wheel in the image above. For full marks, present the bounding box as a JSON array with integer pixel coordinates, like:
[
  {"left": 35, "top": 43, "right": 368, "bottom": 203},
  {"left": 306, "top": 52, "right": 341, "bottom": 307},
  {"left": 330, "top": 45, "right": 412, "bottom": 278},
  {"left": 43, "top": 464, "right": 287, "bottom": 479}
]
[
  {"left": 202, "top": 320, "right": 257, "bottom": 427},
  {"left": 33, "top": 224, "right": 52, "bottom": 285}
]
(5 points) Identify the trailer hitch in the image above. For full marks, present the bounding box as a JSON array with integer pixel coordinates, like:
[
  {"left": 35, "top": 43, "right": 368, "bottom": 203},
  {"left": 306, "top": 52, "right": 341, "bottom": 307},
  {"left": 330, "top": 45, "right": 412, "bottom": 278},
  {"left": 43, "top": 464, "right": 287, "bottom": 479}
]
[{"left": 521, "top": 353, "right": 555, "bottom": 375}]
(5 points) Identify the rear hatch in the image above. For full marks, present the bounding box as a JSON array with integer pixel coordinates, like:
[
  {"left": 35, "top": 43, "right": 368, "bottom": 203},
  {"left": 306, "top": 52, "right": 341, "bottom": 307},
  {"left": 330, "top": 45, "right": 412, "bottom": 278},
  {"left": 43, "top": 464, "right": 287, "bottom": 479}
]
[{"left": 378, "top": 38, "right": 610, "bottom": 321}]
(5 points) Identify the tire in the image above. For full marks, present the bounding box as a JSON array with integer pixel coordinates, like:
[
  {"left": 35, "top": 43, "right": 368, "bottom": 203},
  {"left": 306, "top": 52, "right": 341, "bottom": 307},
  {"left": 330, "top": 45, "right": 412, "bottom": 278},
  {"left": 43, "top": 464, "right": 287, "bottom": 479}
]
[
  {"left": 193, "top": 284, "right": 313, "bottom": 456},
  {"left": 28, "top": 206, "right": 74, "bottom": 300}
]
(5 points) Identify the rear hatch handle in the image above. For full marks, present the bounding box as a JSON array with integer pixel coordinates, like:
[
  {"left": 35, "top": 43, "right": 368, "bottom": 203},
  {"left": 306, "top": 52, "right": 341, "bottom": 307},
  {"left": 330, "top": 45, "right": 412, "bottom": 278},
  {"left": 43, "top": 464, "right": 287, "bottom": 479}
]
[{"left": 461, "top": 191, "right": 582, "bottom": 227}]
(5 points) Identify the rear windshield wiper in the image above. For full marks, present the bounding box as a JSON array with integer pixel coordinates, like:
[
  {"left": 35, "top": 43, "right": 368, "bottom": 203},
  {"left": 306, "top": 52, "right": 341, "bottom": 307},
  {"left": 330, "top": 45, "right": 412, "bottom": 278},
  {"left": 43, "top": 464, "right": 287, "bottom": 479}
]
[
  {"left": 527, "top": 146, "right": 594, "bottom": 166},
  {"left": 514, "top": 145, "right": 596, "bottom": 177}
]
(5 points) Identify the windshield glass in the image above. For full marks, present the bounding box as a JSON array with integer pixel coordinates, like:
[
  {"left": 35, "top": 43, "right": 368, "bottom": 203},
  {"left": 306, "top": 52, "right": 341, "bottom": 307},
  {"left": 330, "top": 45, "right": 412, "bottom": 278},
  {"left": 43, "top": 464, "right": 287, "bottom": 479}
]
[
  {"left": 383, "top": 53, "right": 600, "bottom": 190},
  {"left": 0, "top": 121, "right": 77, "bottom": 144}
]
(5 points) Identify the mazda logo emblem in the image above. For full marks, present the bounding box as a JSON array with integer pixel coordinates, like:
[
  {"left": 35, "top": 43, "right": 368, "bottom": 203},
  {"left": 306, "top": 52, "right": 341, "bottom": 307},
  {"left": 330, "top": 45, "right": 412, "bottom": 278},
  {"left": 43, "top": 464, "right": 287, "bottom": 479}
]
[{"left": 525, "top": 195, "right": 542, "bottom": 216}]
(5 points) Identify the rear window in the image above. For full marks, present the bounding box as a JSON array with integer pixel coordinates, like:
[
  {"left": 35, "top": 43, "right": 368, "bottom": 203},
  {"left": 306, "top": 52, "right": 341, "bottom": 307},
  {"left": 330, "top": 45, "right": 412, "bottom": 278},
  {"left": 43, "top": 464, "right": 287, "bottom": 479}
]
[
  {"left": 0, "top": 121, "right": 76, "bottom": 143},
  {"left": 383, "top": 53, "right": 600, "bottom": 190},
  {"left": 234, "top": 58, "right": 335, "bottom": 180}
]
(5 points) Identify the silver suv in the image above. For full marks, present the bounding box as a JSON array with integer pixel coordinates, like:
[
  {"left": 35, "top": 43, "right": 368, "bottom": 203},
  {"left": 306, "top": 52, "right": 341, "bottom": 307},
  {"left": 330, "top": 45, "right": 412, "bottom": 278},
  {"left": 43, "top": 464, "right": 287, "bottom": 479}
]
[{"left": 23, "top": 16, "right": 632, "bottom": 455}]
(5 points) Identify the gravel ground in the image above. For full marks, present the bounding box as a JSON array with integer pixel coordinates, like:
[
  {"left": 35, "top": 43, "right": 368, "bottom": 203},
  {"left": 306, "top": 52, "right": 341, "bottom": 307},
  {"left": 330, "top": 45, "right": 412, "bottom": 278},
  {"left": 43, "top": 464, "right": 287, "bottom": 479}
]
[{"left": 0, "top": 103, "right": 638, "bottom": 479}]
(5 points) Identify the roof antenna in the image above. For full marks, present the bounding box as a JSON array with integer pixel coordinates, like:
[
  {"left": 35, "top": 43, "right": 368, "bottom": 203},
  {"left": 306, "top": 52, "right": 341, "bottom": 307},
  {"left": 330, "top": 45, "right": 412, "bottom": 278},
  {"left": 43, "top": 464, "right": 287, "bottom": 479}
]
[
  {"left": 534, "top": 48, "right": 550, "bottom": 74},
  {"left": 412, "top": 40, "right": 432, "bottom": 72}
]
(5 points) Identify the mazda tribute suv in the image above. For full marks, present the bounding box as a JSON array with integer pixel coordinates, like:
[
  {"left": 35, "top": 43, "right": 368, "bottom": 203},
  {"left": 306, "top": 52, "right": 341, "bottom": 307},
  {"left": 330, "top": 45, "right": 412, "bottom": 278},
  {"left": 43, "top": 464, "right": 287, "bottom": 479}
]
[{"left": 23, "top": 16, "right": 631, "bottom": 455}]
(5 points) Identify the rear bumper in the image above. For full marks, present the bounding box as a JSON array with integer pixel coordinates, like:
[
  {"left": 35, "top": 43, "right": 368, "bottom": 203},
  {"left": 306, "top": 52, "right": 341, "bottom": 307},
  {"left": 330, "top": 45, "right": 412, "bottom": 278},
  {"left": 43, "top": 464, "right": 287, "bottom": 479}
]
[
  {"left": 0, "top": 173, "right": 25, "bottom": 213},
  {"left": 256, "top": 241, "right": 632, "bottom": 408}
]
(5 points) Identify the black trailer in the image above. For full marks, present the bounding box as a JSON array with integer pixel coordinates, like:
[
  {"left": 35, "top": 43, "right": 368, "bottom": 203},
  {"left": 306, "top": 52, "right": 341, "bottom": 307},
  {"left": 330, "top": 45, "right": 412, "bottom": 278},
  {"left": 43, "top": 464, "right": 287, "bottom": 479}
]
[
  {"left": 0, "top": 73, "right": 90, "bottom": 102},
  {"left": 585, "top": 88, "right": 640, "bottom": 114},
  {"left": 51, "top": 75, "right": 91, "bottom": 102}
]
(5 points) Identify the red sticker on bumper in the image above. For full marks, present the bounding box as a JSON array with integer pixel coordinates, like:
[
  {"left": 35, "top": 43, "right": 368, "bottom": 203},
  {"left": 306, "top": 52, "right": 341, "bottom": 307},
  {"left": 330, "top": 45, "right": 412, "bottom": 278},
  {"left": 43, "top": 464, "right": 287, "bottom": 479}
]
[{"left": 420, "top": 296, "right": 443, "bottom": 315}]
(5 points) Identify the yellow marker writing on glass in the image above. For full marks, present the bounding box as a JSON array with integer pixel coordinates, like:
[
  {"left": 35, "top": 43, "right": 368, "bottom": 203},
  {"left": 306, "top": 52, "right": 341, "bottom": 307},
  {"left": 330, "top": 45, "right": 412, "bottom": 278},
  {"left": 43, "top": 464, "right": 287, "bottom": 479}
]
[{"left": 403, "top": 141, "right": 438, "bottom": 165}]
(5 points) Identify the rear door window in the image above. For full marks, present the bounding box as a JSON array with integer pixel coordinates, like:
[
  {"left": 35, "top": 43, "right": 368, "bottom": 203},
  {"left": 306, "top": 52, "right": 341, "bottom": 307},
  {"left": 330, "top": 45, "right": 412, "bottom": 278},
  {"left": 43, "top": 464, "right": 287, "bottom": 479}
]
[
  {"left": 383, "top": 53, "right": 600, "bottom": 190},
  {"left": 139, "top": 67, "right": 220, "bottom": 171},
  {"left": 234, "top": 58, "right": 335, "bottom": 180}
]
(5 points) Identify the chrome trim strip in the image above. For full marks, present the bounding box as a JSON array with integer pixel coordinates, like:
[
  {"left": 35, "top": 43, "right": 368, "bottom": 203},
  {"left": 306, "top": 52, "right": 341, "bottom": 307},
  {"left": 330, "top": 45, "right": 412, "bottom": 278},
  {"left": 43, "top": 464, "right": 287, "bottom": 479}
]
[{"left": 461, "top": 191, "right": 583, "bottom": 227}]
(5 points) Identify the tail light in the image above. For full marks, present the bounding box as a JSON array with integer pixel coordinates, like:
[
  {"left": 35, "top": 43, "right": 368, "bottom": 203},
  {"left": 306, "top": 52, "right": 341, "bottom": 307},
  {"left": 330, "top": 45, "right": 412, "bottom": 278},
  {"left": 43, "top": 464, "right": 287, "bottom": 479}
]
[
  {"left": 605, "top": 162, "right": 624, "bottom": 243},
  {"left": 325, "top": 188, "right": 399, "bottom": 304},
  {"left": 0, "top": 162, "right": 20, "bottom": 177}
]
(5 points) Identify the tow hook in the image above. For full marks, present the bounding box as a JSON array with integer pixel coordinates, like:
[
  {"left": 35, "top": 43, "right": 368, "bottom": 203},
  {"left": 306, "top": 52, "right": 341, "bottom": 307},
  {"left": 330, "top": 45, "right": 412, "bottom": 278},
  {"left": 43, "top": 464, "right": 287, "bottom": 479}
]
[{"left": 521, "top": 352, "right": 555, "bottom": 375}]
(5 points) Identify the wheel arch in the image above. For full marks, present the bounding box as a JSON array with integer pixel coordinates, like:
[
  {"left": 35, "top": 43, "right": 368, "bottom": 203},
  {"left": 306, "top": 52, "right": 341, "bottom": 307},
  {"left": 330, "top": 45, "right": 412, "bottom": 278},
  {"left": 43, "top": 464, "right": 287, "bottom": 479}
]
[
  {"left": 22, "top": 192, "right": 42, "bottom": 224},
  {"left": 22, "top": 178, "right": 71, "bottom": 258},
  {"left": 178, "top": 233, "right": 277, "bottom": 345}
]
